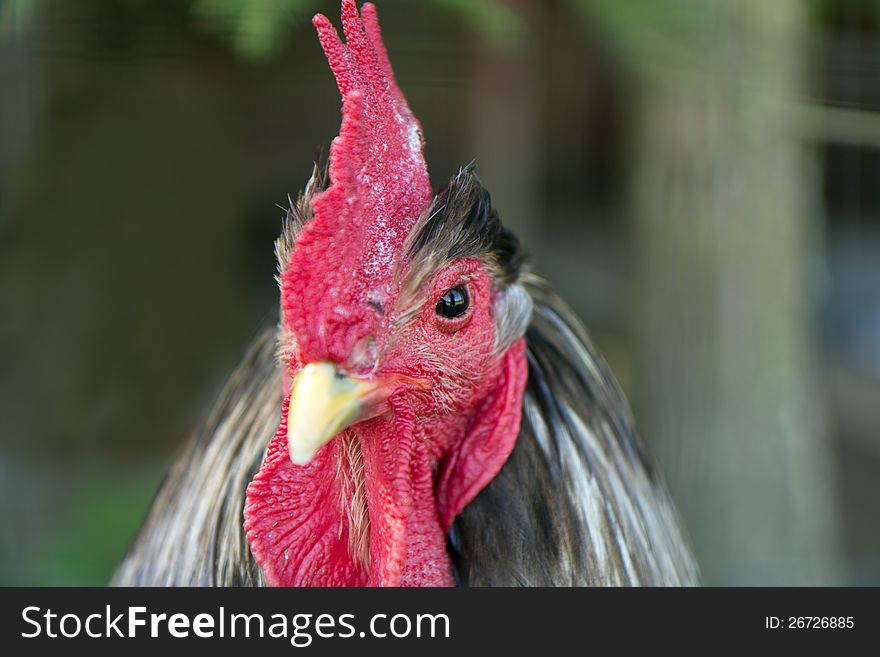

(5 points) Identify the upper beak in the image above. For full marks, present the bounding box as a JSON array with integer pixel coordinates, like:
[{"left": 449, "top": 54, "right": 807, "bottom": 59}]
[{"left": 286, "top": 361, "right": 390, "bottom": 465}]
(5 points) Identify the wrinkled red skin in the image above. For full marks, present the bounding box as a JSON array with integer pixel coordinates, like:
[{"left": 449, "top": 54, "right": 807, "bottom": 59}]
[
  {"left": 245, "top": 261, "right": 528, "bottom": 586},
  {"left": 242, "top": 1, "right": 529, "bottom": 587}
]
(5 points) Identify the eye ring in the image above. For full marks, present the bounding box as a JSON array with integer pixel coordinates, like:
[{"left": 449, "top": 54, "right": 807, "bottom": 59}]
[{"left": 435, "top": 285, "right": 470, "bottom": 320}]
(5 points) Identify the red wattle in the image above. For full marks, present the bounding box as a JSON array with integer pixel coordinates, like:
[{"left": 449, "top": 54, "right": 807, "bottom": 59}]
[
  {"left": 359, "top": 405, "right": 455, "bottom": 587},
  {"left": 246, "top": 4, "right": 531, "bottom": 589},
  {"left": 244, "top": 338, "right": 528, "bottom": 587},
  {"left": 244, "top": 397, "right": 456, "bottom": 587},
  {"left": 244, "top": 396, "right": 368, "bottom": 586},
  {"left": 435, "top": 339, "right": 529, "bottom": 531}
]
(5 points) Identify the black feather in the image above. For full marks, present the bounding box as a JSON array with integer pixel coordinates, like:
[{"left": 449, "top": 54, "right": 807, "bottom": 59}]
[{"left": 114, "top": 170, "right": 699, "bottom": 587}]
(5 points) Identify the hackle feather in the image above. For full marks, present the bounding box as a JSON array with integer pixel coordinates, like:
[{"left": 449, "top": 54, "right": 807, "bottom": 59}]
[{"left": 114, "top": 169, "right": 699, "bottom": 587}]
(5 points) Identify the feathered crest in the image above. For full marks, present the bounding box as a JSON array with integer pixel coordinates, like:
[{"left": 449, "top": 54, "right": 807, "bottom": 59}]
[{"left": 281, "top": 0, "right": 433, "bottom": 365}]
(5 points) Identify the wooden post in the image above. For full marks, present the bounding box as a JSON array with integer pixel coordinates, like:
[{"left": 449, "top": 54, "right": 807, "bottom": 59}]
[{"left": 631, "top": 0, "right": 843, "bottom": 583}]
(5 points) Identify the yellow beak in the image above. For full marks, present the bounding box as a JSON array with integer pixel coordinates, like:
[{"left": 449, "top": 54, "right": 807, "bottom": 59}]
[{"left": 286, "top": 362, "right": 387, "bottom": 465}]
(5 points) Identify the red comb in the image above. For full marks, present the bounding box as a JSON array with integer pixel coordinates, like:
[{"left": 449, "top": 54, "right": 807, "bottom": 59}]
[{"left": 281, "top": 0, "right": 433, "bottom": 365}]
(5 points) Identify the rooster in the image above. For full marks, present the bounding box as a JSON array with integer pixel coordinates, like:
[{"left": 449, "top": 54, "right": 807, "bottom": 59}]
[{"left": 114, "top": 0, "right": 699, "bottom": 587}]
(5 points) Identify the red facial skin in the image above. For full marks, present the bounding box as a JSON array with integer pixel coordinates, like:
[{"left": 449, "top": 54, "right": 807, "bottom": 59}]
[
  {"left": 242, "top": 1, "right": 529, "bottom": 586},
  {"left": 244, "top": 260, "right": 528, "bottom": 586}
]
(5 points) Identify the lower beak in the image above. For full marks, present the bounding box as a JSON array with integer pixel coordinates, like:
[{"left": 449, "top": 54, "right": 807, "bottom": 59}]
[{"left": 286, "top": 361, "right": 389, "bottom": 465}]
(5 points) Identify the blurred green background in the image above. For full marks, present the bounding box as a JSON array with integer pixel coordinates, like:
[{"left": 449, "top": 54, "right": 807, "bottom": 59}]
[{"left": 2, "top": 0, "right": 879, "bottom": 585}]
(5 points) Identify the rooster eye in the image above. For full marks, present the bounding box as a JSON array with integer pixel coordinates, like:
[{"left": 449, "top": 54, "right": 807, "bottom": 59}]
[{"left": 436, "top": 285, "right": 469, "bottom": 319}]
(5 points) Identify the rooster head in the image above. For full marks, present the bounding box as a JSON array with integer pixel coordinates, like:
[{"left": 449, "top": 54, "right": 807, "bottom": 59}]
[{"left": 243, "top": 0, "right": 531, "bottom": 587}]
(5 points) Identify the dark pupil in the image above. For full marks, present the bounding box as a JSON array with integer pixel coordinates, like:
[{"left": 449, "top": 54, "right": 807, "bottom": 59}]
[{"left": 436, "top": 286, "right": 469, "bottom": 319}]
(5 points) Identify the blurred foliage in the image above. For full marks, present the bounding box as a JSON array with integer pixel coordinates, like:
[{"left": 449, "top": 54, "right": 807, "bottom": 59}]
[
  {"left": 2, "top": 0, "right": 878, "bottom": 56},
  {"left": 809, "top": 0, "right": 880, "bottom": 23},
  {"left": 0, "top": 0, "right": 37, "bottom": 39},
  {"left": 193, "top": 0, "right": 524, "bottom": 58},
  {"left": 575, "top": 0, "right": 714, "bottom": 62},
  {"left": 34, "top": 469, "right": 160, "bottom": 585},
  {"left": 0, "top": 0, "right": 523, "bottom": 58},
  {"left": 193, "top": 0, "right": 320, "bottom": 60},
  {"left": 1, "top": 465, "right": 161, "bottom": 585},
  {"left": 427, "top": 0, "right": 523, "bottom": 49},
  {"left": 575, "top": 0, "right": 880, "bottom": 71}
]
